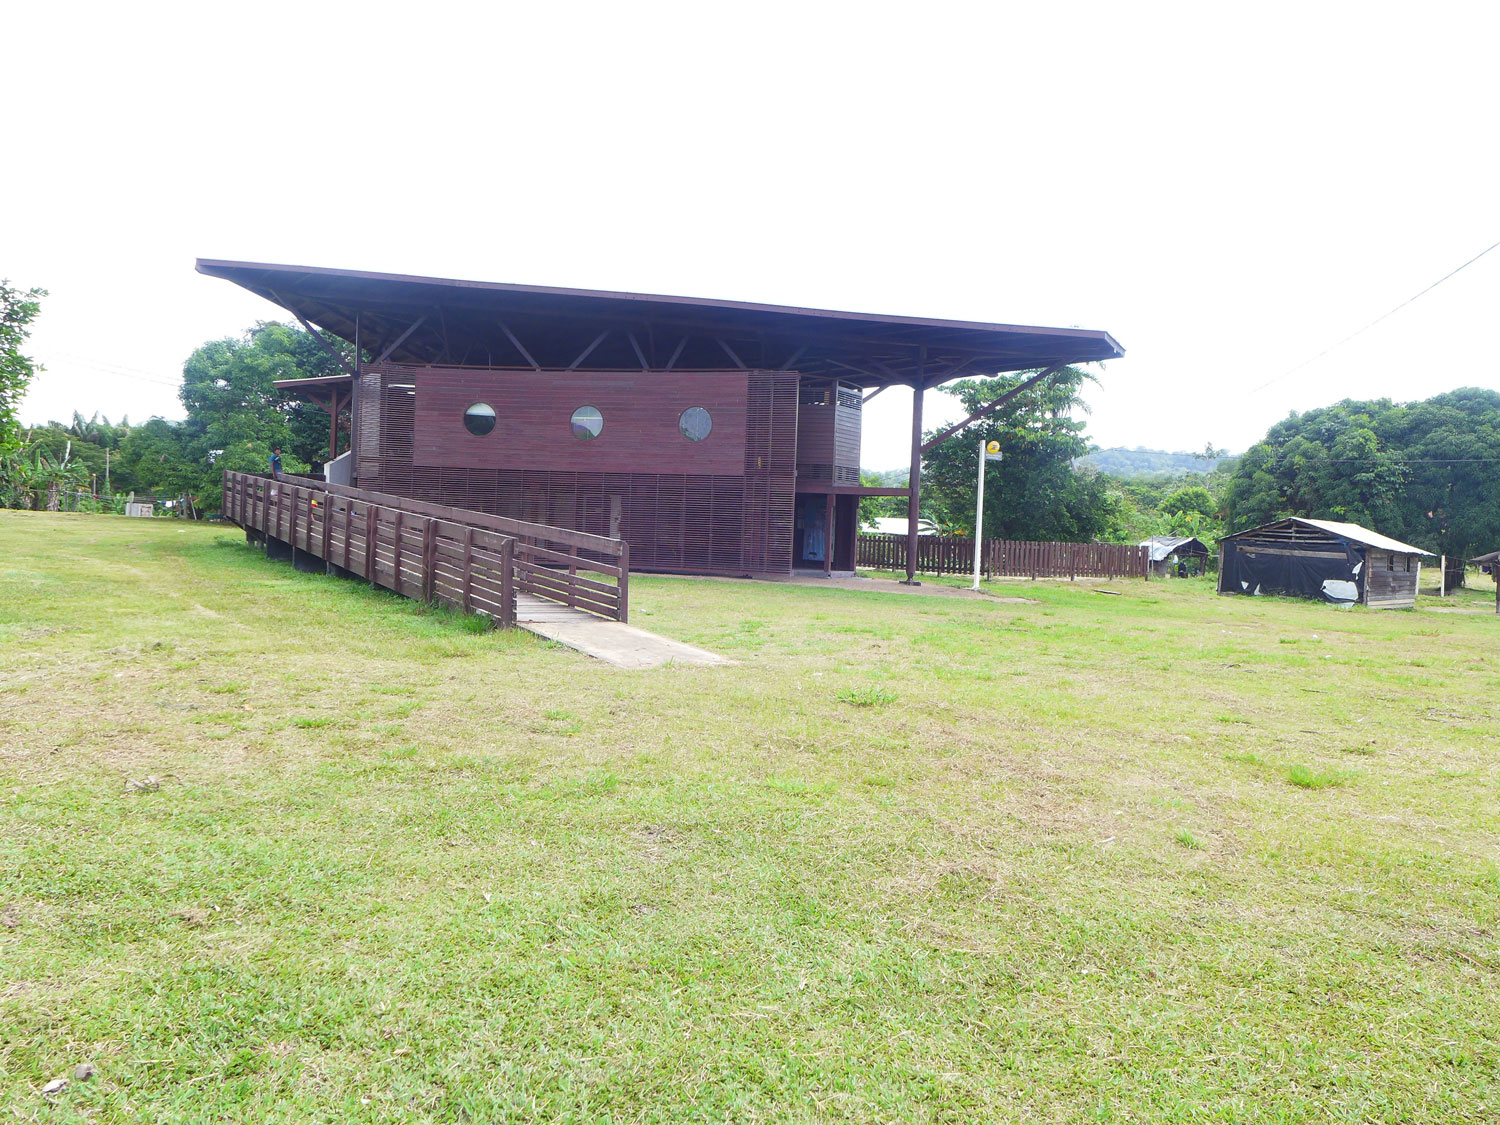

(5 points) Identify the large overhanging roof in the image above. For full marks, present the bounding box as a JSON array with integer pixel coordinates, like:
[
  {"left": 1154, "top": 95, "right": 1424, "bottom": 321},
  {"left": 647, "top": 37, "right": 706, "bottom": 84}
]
[{"left": 198, "top": 259, "right": 1123, "bottom": 387}]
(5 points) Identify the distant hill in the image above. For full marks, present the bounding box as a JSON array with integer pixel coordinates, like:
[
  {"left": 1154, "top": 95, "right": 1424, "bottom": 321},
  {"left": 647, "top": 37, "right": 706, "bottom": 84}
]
[{"left": 1077, "top": 447, "right": 1227, "bottom": 478}]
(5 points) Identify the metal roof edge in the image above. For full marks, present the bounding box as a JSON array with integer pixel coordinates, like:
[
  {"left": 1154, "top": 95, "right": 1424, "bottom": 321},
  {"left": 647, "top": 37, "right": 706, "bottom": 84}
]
[{"left": 195, "top": 258, "right": 1125, "bottom": 355}]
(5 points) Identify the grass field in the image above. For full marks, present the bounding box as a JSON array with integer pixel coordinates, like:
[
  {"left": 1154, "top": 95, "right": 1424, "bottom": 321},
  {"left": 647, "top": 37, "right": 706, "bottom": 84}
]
[{"left": 3, "top": 511, "right": 1498, "bottom": 1122}]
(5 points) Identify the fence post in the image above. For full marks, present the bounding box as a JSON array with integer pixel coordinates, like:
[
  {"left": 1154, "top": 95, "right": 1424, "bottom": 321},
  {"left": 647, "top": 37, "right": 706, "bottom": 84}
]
[
  {"left": 320, "top": 491, "right": 331, "bottom": 561},
  {"left": 422, "top": 518, "right": 437, "bottom": 603},
  {"left": 461, "top": 526, "right": 474, "bottom": 613},
  {"left": 499, "top": 537, "right": 516, "bottom": 627},
  {"left": 617, "top": 540, "right": 630, "bottom": 623},
  {"left": 391, "top": 510, "right": 404, "bottom": 596},
  {"left": 366, "top": 505, "right": 378, "bottom": 587}
]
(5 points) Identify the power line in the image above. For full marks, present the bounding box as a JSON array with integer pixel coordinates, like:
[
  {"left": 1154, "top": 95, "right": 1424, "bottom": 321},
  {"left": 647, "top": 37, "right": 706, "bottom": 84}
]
[
  {"left": 1249, "top": 237, "right": 1500, "bottom": 394},
  {"left": 1322, "top": 456, "right": 1500, "bottom": 464},
  {"left": 50, "top": 352, "right": 181, "bottom": 389}
]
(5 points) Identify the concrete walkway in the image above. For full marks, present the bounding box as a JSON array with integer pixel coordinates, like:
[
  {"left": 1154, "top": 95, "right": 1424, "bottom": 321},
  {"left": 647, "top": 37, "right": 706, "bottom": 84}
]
[{"left": 514, "top": 595, "right": 732, "bottom": 670}]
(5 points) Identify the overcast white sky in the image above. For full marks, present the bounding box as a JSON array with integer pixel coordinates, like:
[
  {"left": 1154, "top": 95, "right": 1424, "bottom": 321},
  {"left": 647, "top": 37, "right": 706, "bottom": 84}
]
[{"left": 8, "top": 2, "right": 1498, "bottom": 469}]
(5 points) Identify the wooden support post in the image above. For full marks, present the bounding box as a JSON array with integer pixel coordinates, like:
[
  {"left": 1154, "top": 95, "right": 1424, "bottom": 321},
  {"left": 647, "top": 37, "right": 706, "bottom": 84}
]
[
  {"left": 616, "top": 541, "right": 630, "bottom": 622},
  {"left": 499, "top": 537, "right": 516, "bottom": 627},
  {"left": 569, "top": 544, "right": 579, "bottom": 607},
  {"left": 392, "top": 510, "right": 403, "bottom": 596},
  {"left": 366, "top": 506, "right": 377, "bottom": 587},
  {"left": 461, "top": 526, "right": 474, "bottom": 613},
  {"left": 422, "top": 518, "right": 437, "bottom": 603},
  {"left": 824, "top": 493, "right": 834, "bottom": 577},
  {"left": 320, "top": 492, "right": 331, "bottom": 561},
  {"left": 328, "top": 389, "right": 341, "bottom": 462},
  {"left": 904, "top": 370, "right": 925, "bottom": 585}
]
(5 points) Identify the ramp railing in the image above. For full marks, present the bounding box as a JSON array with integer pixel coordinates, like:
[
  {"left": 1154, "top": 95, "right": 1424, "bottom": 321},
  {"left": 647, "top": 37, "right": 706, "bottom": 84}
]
[{"left": 223, "top": 471, "right": 631, "bottom": 624}]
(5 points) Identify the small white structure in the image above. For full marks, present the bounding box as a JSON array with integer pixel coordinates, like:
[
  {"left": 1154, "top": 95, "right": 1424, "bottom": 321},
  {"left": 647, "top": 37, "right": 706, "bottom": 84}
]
[{"left": 870, "top": 517, "right": 938, "bottom": 537}]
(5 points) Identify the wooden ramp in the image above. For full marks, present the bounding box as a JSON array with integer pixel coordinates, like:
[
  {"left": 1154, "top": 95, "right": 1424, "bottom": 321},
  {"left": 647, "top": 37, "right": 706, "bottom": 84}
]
[{"left": 515, "top": 595, "right": 732, "bottom": 670}]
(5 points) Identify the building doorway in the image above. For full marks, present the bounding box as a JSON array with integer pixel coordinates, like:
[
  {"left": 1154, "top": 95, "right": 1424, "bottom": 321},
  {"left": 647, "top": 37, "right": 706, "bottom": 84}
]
[
  {"left": 794, "top": 494, "right": 828, "bottom": 568},
  {"left": 794, "top": 493, "right": 858, "bottom": 573}
]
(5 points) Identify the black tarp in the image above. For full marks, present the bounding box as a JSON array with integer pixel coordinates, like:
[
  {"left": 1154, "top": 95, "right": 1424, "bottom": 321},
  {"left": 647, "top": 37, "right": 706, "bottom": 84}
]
[{"left": 1220, "top": 537, "right": 1365, "bottom": 603}]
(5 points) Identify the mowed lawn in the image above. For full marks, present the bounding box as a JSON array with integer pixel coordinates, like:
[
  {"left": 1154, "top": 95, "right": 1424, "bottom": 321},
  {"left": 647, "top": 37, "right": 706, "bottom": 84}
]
[{"left": 2, "top": 512, "right": 1498, "bottom": 1122}]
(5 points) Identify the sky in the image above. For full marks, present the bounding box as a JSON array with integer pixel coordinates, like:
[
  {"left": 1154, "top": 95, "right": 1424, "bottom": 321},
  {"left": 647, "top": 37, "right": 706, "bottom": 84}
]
[{"left": 8, "top": 2, "right": 1499, "bottom": 470}]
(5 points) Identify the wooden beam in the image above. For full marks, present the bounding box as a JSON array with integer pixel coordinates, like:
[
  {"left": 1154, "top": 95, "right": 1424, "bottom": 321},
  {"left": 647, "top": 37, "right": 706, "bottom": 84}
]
[
  {"left": 498, "top": 321, "right": 541, "bottom": 370},
  {"left": 919, "top": 364, "right": 1066, "bottom": 456},
  {"left": 716, "top": 338, "right": 748, "bottom": 370},
  {"left": 285, "top": 305, "right": 356, "bottom": 376},
  {"left": 862, "top": 385, "right": 888, "bottom": 405},
  {"left": 665, "top": 336, "right": 689, "bottom": 371},
  {"left": 627, "top": 332, "right": 650, "bottom": 370},
  {"left": 568, "top": 330, "right": 610, "bottom": 371},
  {"left": 373, "top": 313, "right": 429, "bottom": 365}
]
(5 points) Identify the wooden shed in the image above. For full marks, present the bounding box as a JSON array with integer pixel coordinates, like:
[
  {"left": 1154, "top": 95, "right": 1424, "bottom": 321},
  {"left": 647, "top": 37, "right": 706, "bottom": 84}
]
[
  {"left": 1217, "top": 518, "right": 1432, "bottom": 609},
  {"left": 198, "top": 260, "right": 1123, "bottom": 580},
  {"left": 1140, "top": 535, "right": 1210, "bottom": 577}
]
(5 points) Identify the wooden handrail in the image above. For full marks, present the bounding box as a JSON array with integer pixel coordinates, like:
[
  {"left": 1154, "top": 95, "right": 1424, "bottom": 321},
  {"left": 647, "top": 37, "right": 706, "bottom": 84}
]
[{"left": 223, "top": 471, "right": 627, "bottom": 623}]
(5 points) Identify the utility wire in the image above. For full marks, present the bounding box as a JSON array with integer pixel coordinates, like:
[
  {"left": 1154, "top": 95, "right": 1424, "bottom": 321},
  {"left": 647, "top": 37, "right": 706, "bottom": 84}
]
[
  {"left": 1322, "top": 456, "right": 1500, "bottom": 464},
  {"left": 1249, "top": 238, "right": 1500, "bottom": 394},
  {"left": 51, "top": 351, "right": 181, "bottom": 388}
]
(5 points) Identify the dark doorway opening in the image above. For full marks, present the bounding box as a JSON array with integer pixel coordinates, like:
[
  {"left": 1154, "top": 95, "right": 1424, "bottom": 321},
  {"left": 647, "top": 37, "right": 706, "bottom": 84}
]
[{"left": 794, "top": 493, "right": 858, "bottom": 573}]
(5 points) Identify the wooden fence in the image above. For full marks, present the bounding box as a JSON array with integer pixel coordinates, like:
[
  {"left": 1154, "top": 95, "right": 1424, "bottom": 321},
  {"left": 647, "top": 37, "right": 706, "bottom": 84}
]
[
  {"left": 223, "top": 471, "right": 630, "bottom": 623},
  {"left": 857, "top": 533, "right": 1150, "bottom": 580}
]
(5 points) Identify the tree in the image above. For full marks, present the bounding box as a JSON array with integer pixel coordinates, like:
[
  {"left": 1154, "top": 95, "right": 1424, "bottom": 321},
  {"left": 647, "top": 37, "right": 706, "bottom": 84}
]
[
  {"left": 1222, "top": 389, "right": 1500, "bottom": 579},
  {"left": 1160, "top": 485, "right": 1216, "bottom": 520},
  {"left": 172, "top": 322, "right": 331, "bottom": 512},
  {"left": 921, "top": 366, "right": 1121, "bottom": 542},
  {"left": 0, "top": 280, "right": 46, "bottom": 456}
]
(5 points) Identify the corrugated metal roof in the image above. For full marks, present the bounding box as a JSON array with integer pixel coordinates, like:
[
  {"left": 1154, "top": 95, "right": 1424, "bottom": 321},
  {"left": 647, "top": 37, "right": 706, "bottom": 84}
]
[
  {"left": 1222, "top": 518, "right": 1434, "bottom": 556},
  {"left": 1292, "top": 519, "right": 1434, "bottom": 556},
  {"left": 1139, "top": 536, "right": 1208, "bottom": 562},
  {"left": 196, "top": 259, "right": 1125, "bottom": 385}
]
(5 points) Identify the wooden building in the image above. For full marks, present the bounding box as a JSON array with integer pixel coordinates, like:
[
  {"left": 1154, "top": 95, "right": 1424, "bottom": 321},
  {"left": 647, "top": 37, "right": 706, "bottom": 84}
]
[
  {"left": 1218, "top": 518, "right": 1432, "bottom": 609},
  {"left": 199, "top": 260, "right": 1123, "bottom": 579}
]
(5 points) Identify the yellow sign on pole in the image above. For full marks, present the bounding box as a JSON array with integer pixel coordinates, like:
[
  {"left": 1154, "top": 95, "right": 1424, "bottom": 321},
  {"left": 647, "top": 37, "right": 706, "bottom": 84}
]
[{"left": 985, "top": 440, "right": 1000, "bottom": 454}]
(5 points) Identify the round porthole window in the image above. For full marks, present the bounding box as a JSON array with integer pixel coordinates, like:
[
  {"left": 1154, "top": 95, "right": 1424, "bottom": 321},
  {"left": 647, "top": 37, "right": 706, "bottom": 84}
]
[
  {"left": 679, "top": 406, "right": 712, "bottom": 442},
  {"left": 570, "top": 406, "right": 603, "bottom": 440},
  {"left": 464, "top": 402, "right": 496, "bottom": 436}
]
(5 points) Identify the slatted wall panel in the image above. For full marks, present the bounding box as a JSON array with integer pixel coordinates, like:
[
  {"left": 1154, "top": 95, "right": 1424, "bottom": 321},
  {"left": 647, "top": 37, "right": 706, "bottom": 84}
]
[
  {"left": 361, "top": 365, "right": 799, "bottom": 575},
  {"left": 743, "top": 372, "right": 799, "bottom": 573},
  {"left": 833, "top": 383, "right": 862, "bottom": 485},
  {"left": 354, "top": 369, "right": 385, "bottom": 488}
]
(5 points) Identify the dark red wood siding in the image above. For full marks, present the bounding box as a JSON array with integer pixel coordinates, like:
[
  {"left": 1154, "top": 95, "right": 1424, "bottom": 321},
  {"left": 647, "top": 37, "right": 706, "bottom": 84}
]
[
  {"left": 412, "top": 367, "right": 748, "bottom": 475},
  {"left": 355, "top": 362, "right": 799, "bottom": 575},
  {"left": 796, "top": 380, "right": 862, "bottom": 487}
]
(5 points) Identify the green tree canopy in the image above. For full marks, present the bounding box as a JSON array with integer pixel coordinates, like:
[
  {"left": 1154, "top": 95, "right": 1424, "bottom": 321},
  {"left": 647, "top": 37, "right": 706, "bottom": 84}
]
[
  {"left": 920, "top": 366, "right": 1120, "bottom": 542},
  {"left": 1, "top": 280, "right": 46, "bottom": 456},
  {"left": 1222, "top": 389, "right": 1500, "bottom": 563}
]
